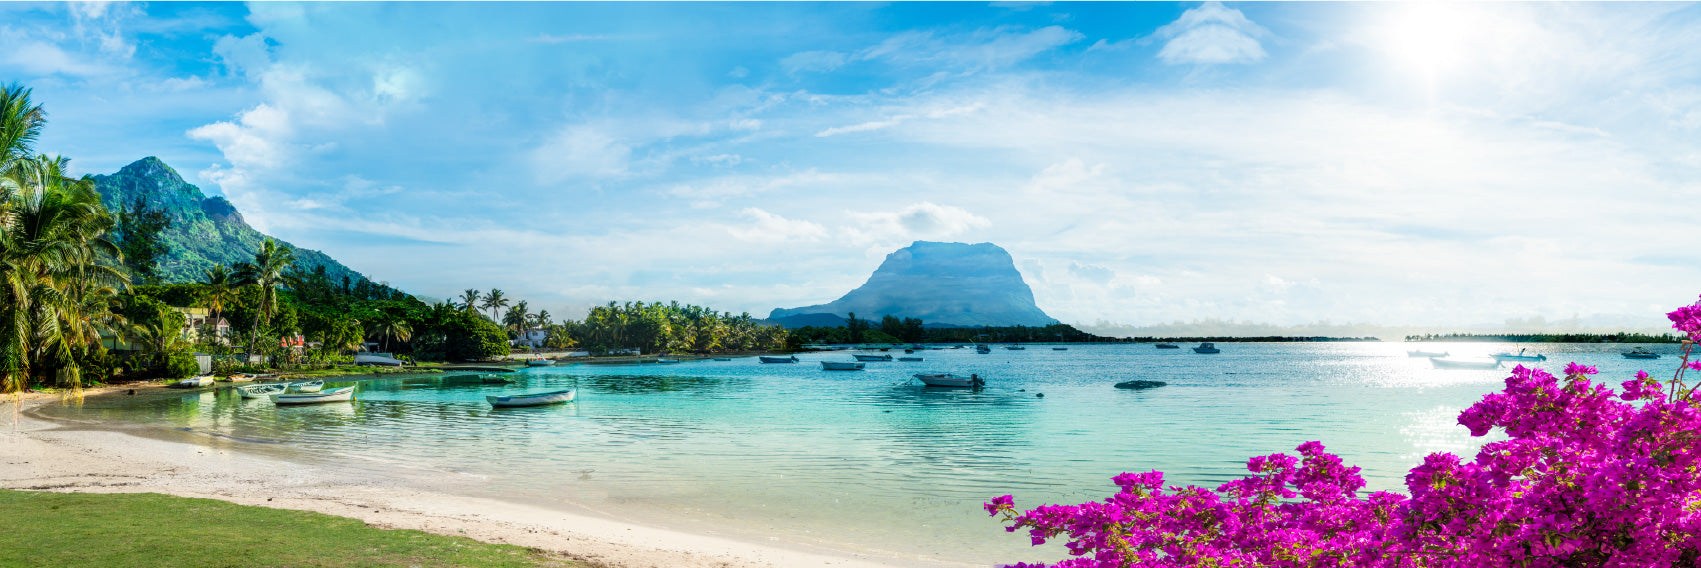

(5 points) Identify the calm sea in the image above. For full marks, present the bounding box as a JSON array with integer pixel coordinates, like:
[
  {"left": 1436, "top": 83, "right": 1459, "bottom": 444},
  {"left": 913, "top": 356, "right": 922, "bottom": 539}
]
[{"left": 46, "top": 343, "right": 1681, "bottom": 566}]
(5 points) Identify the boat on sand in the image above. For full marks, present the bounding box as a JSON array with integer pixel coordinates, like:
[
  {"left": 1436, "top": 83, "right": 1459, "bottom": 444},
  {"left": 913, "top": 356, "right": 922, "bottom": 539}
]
[{"left": 173, "top": 376, "right": 216, "bottom": 388}]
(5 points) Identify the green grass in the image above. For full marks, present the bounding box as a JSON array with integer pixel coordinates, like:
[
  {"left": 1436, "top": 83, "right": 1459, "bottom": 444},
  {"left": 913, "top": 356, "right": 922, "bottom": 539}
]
[{"left": 0, "top": 490, "right": 580, "bottom": 568}]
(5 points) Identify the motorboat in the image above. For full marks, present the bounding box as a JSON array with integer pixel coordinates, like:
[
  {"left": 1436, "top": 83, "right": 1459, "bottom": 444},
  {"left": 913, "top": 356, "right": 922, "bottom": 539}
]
[
  {"left": 487, "top": 389, "right": 576, "bottom": 408},
  {"left": 759, "top": 356, "right": 799, "bottom": 363},
  {"left": 1193, "top": 343, "right": 1220, "bottom": 354},
  {"left": 1155, "top": 344, "right": 1180, "bottom": 349},
  {"left": 289, "top": 380, "right": 324, "bottom": 393},
  {"left": 1623, "top": 348, "right": 1661, "bottom": 360},
  {"left": 1408, "top": 350, "right": 1449, "bottom": 358},
  {"left": 525, "top": 357, "right": 554, "bottom": 367},
  {"left": 914, "top": 373, "right": 984, "bottom": 388},
  {"left": 821, "top": 361, "right": 865, "bottom": 371},
  {"left": 237, "top": 383, "right": 288, "bottom": 399},
  {"left": 1431, "top": 358, "right": 1502, "bottom": 370},
  {"left": 853, "top": 354, "right": 893, "bottom": 362},
  {"left": 172, "top": 375, "right": 216, "bottom": 388},
  {"left": 271, "top": 386, "right": 355, "bottom": 405},
  {"left": 1490, "top": 349, "right": 1547, "bottom": 362},
  {"left": 897, "top": 357, "right": 923, "bottom": 362}
]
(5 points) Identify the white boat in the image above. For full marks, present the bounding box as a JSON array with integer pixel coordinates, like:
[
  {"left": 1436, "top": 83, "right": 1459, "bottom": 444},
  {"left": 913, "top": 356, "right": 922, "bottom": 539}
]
[
  {"left": 853, "top": 354, "right": 893, "bottom": 362},
  {"left": 1408, "top": 350, "right": 1449, "bottom": 358},
  {"left": 1490, "top": 349, "right": 1547, "bottom": 362},
  {"left": 271, "top": 386, "right": 355, "bottom": 405},
  {"left": 898, "top": 357, "right": 924, "bottom": 362},
  {"left": 487, "top": 389, "right": 577, "bottom": 408},
  {"left": 525, "top": 357, "right": 554, "bottom": 367},
  {"left": 289, "top": 380, "right": 324, "bottom": 393},
  {"left": 914, "top": 373, "right": 984, "bottom": 388},
  {"left": 354, "top": 353, "right": 405, "bottom": 366},
  {"left": 237, "top": 383, "right": 288, "bottom": 399},
  {"left": 821, "top": 361, "right": 865, "bottom": 371},
  {"left": 173, "top": 375, "right": 216, "bottom": 388},
  {"left": 1623, "top": 348, "right": 1661, "bottom": 360},
  {"left": 1431, "top": 358, "right": 1501, "bottom": 370},
  {"left": 657, "top": 358, "right": 683, "bottom": 364},
  {"left": 760, "top": 356, "right": 799, "bottom": 364},
  {"left": 1193, "top": 343, "right": 1220, "bottom": 354}
]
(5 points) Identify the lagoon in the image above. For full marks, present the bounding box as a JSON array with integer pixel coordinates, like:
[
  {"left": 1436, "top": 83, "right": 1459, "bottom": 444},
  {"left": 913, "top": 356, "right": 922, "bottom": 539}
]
[{"left": 43, "top": 342, "right": 1680, "bottom": 566}]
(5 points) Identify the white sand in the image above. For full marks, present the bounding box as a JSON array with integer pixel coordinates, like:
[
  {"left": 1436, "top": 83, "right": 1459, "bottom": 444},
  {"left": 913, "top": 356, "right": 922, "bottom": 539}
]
[{"left": 2, "top": 388, "right": 978, "bottom": 568}]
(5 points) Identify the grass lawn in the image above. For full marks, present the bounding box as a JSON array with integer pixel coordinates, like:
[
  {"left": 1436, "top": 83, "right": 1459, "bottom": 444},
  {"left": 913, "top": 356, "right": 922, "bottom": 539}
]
[{"left": 0, "top": 490, "right": 581, "bottom": 568}]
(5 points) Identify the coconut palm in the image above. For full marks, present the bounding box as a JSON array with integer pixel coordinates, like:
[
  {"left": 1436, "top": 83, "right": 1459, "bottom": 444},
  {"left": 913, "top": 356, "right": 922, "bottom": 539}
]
[
  {"left": 458, "top": 288, "right": 480, "bottom": 315},
  {"left": 200, "top": 264, "right": 237, "bottom": 344},
  {"left": 505, "top": 300, "right": 531, "bottom": 342},
  {"left": 232, "top": 239, "right": 297, "bottom": 346},
  {"left": 481, "top": 288, "right": 508, "bottom": 322},
  {"left": 369, "top": 313, "right": 412, "bottom": 354},
  {"left": 0, "top": 82, "right": 45, "bottom": 169}
]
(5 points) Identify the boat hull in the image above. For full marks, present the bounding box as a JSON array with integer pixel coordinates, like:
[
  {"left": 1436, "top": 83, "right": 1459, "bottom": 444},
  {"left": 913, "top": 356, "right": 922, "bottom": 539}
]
[
  {"left": 291, "top": 380, "right": 324, "bottom": 393},
  {"left": 173, "top": 376, "right": 215, "bottom": 388},
  {"left": 897, "top": 357, "right": 923, "bottom": 362},
  {"left": 1193, "top": 348, "right": 1220, "bottom": 354},
  {"left": 914, "top": 374, "right": 982, "bottom": 387},
  {"left": 271, "top": 387, "right": 355, "bottom": 405},
  {"left": 237, "top": 384, "right": 287, "bottom": 399},
  {"left": 487, "top": 390, "right": 577, "bottom": 407},
  {"left": 821, "top": 362, "right": 865, "bottom": 370},
  {"left": 759, "top": 356, "right": 798, "bottom": 364},
  {"left": 852, "top": 354, "right": 892, "bottom": 362},
  {"left": 526, "top": 359, "right": 554, "bottom": 367},
  {"left": 1155, "top": 344, "right": 1179, "bottom": 349}
]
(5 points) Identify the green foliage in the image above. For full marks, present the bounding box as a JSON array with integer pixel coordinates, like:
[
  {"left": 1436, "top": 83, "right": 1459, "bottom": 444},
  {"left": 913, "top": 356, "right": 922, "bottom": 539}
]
[
  {"left": 115, "top": 196, "right": 172, "bottom": 285},
  {"left": 441, "top": 310, "right": 510, "bottom": 361},
  {"left": 786, "top": 321, "right": 1110, "bottom": 345},
  {"left": 165, "top": 352, "right": 199, "bottom": 379},
  {"left": 568, "top": 301, "right": 788, "bottom": 354}
]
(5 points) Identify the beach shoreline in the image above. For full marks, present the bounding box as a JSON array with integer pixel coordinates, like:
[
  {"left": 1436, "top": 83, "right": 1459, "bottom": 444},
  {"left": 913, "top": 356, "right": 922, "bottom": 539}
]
[{"left": 1, "top": 386, "right": 967, "bottom": 568}]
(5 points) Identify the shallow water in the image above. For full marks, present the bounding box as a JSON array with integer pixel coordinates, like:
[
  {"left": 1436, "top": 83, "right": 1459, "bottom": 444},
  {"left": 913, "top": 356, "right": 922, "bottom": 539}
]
[{"left": 47, "top": 342, "right": 1681, "bottom": 566}]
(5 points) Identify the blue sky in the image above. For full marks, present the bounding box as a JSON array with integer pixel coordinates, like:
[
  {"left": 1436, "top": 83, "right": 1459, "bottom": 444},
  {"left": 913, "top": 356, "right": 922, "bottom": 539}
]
[{"left": 7, "top": 2, "right": 1700, "bottom": 331}]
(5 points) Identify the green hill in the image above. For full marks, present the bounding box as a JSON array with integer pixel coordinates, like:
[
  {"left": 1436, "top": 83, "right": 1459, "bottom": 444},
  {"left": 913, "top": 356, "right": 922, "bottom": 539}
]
[{"left": 92, "top": 157, "right": 372, "bottom": 287}]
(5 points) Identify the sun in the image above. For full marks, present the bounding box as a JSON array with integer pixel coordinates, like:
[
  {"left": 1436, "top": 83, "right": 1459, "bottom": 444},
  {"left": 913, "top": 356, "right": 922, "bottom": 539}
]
[{"left": 1382, "top": 3, "right": 1480, "bottom": 86}]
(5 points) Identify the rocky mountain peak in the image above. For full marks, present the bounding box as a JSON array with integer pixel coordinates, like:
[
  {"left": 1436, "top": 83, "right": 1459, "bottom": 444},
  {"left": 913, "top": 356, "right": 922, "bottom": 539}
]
[{"left": 769, "top": 241, "right": 1058, "bottom": 327}]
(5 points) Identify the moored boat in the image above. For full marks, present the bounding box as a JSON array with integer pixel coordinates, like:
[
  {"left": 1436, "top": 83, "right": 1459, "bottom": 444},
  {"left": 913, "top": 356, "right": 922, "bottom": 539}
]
[
  {"left": 1155, "top": 343, "right": 1180, "bottom": 349},
  {"left": 1490, "top": 349, "right": 1547, "bottom": 362},
  {"left": 1408, "top": 350, "right": 1449, "bottom": 358},
  {"left": 1193, "top": 343, "right": 1220, "bottom": 354},
  {"left": 975, "top": 345, "right": 992, "bottom": 354},
  {"left": 897, "top": 357, "right": 924, "bottom": 362},
  {"left": 853, "top": 354, "right": 893, "bottom": 362},
  {"left": 1622, "top": 348, "right": 1661, "bottom": 359},
  {"left": 759, "top": 356, "right": 799, "bottom": 364},
  {"left": 271, "top": 386, "right": 355, "bottom": 405},
  {"left": 821, "top": 361, "right": 865, "bottom": 371},
  {"left": 525, "top": 357, "right": 554, "bottom": 367},
  {"left": 173, "top": 375, "right": 216, "bottom": 388},
  {"left": 487, "top": 389, "right": 577, "bottom": 408},
  {"left": 914, "top": 373, "right": 984, "bottom": 388},
  {"left": 289, "top": 380, "right": 324, "bottom": 393},
  {"left": 237, "top": 383, "right": 288, "bottom": 399},
  {"left": 1052, "top": 347, "right": 1068, "bottom": 351},
  {"left": 354, "top": 353, "right": 406, "bottom": 366},
  {"left": 1431, "top": 358, "right": 1501, "bottom": 370}
]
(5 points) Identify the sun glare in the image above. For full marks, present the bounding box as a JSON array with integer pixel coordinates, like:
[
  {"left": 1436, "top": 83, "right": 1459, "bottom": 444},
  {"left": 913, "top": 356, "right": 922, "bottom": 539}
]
[{"left": 1383, "top": 3, "right": 1479, "bottom": 86}]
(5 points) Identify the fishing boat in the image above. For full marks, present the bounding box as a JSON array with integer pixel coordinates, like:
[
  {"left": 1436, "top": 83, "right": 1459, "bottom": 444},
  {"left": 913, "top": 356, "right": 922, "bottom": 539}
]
[
  {"left": 1431, "top": 358, "right": 1502, "bottom": 370},
  {"left": 914, "top": 373, "right": 984, "bottom": 388},
  {"left": 1193, "top": 343, "right": 1220, "bottom": 354},
  {"left": 1490, "top": 349, "right": 1547, "bottom": 362},
  {"left": 1005, "top": 344, "right": 1026, "bottom": 351},
  {"left": 759, "top": 356, "right": 799, "bottom": 364},
  {"left": 271, "top": 386, "right": 355, "bottom": 405},
  {"left": 821, "top": 361, "right": 865, "bottom": 371},
  {"left": 1622, "top": 348, "right": 1661, "bottom": 359},
  {"left": 487, "top": 389, "right": 577, "bottom": 408},
  {"left": 525, "top": 356, "right": 554, "bottom": 367},
  {"left": 289, "top": 380, "right": 324, "bottom": 393},
  {"left": 172, "top": 374, "right": 216, "bottom": 387},
  {"left": 897, "top": 357, "right": 924, "bottom": 362},
  {"left": 853, "top": 354, "right": 893, "bottom": 362},
  {"left": 1408, "top": 350, "right": 1449, "bottom": 358},
  {"left": 237, "top": 383, "right": 288, "bottom": 399},
  {"left": 1155, "top": 343, "right": 1180, "bottom": 349}
]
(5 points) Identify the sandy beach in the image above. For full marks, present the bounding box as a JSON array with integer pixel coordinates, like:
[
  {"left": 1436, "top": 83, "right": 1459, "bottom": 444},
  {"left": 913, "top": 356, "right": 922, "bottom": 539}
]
[{"left": 1, "top": 386, "right": 963, "bottom": 568}]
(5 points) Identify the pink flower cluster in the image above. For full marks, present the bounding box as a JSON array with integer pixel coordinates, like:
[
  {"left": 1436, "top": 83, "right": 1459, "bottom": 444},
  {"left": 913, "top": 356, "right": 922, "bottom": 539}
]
[{"left": 987, "top": 300, "right": 1701, "bottom": 567}]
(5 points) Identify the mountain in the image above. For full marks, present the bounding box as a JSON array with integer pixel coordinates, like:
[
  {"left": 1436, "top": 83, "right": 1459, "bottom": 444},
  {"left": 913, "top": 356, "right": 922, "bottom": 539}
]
[
  {"left": 91, "top": 157, "right": 370, "bottom": 286},
  {"left": 769, "top": 241, "right": 1058, "bottom": 327}
]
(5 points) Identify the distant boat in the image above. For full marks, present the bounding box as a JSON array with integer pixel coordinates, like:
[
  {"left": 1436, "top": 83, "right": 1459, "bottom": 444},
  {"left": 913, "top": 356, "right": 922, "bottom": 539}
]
[
  {"left": 1155, "top": 343, "right": 1180, "bottom": 349},
  {"left": 289, "top": 380, "right": 325, "bottom": 393},
  {"left": 904, "top": 349, "right": 915, "bottom": 354},
  {"left": 487, "top": 389, "right": 576, "bottom": 408},
  {"left": 760, "top": 356, "right": 799, "bottom": 364},
  {"left": 657, "top": 358, "right": 683, "bottom": 364},
  {"left": 1005, "top": 345, "right": 1025, "bottom": 350},
  {"left": 1490, "top": 349, "right": 1547, "bottom": 362},
  {"left": 1113, "top": 380, "right": 1166, "bottom": 390},
  {"left": 1623, "top": 348, "right": 1661, "bottom": 360},
  {"left": 271, "top": 386, "right": 355, "bottom": 405},
  {"left": 1408, "top": 350, "right": 1449, "bottom": 358},
  {"left": 1431, "top": 358, "right": 1501, "bottom": 370},
  {"left": 821, "top": 361, "right": 865, "bottom": 371},
  {"left": 714, "top": 357, "right": 733, "bottom": 361},
  {"left": 1193, "top": 343, "right": 1220, "bottom": 354},
  {"left": 853, "top": 354, "right": 893, "bottom": 362},
  {"left": 172, "top": 375, "right": 216, "bottom": 388},
  {"left": 1052, "top": 347, "right": 1068, "bottom": 351},
  {"left": 237, "top": 383, "right": 287, "bottom": 399},
  {"left": 898, "top": 357, "right": 924, "bottom": 362},
  {"left": 976, "top": 345, "right": 992, "bottom": 354},
  {"left": 526, "top": 357, "right": 554, "bottom": 367},
  {"left": 914, "top": 373, "right": 984, "bottom": 388}
]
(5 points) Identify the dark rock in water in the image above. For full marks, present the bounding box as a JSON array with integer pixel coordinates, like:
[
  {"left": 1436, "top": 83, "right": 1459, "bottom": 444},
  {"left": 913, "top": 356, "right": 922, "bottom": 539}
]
[
  {"left": 769, "top": 241, "right": 1058, "bottom": 327},
  {"left": 1114, "top": 380, "right": 1167, "bottom": 390}
]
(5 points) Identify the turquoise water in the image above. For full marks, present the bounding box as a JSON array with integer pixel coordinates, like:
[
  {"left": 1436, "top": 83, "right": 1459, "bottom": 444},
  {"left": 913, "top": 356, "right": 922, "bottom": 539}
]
[{"left": 49, "top": 343, "right": 1682, "bottom": 565}]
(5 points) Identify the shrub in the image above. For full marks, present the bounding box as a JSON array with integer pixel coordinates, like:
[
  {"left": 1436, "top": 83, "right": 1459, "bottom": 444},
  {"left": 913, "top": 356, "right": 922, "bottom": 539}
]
[
  {"left": 164, "top": 352, "right": 200, "bottom": 379},
  {"left": 986, "top": 296, "right": 1701, "bottom": 568}
]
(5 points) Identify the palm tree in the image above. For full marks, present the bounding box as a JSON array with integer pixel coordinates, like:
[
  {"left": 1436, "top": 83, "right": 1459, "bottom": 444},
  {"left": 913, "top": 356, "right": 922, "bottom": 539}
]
[
  {"left": 200, "top": 264, "right": 237, "bottom": 344},
  {"left": 0, "top": 82, "right": 45, "bottom": 168},
  {"left": 505, "top": 300, "right": 531, "bottom": 342},
  {"left": 458, "top": 289, "right": 480, "bottom": 315},
  {"left": 233, "top": 239, "right": 297, "bottom": 348},
  {"left": 481, "top": 288, "right": 508, "bottom": 323},
  {"left": 369, "top": 313, "right": 412, "bottom": 354}
]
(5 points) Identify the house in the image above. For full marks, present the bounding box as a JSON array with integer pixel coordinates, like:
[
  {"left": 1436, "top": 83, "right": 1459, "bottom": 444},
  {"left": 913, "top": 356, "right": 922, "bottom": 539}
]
[
  {"left": 170, "top": 307, "right": 231, "bottom": 345},
  {"left": 512, "top": 328, "right": 550, "bottom": 348}
]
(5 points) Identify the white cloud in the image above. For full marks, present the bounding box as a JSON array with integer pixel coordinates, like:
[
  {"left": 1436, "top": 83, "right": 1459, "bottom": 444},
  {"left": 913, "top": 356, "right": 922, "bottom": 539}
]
[
  {"left": 844, "top": 202, "right": 991, "bottom": 245},
  {"left": 728, "top": 208, "right": 828, "bottom": 242},
  {"left": 1069, "top": 261, "right": 1116, "bottom": 283},
  {"left": 187, "top": 103, "right": 293, "bottom": 170},
  {"left": 1152, "top": 1, "right": 1269, "bottom": 65}
]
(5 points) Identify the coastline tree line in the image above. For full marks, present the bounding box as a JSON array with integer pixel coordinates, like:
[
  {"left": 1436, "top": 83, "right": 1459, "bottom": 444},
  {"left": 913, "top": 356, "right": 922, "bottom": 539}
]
[{"left": 783, "top": 314, "right": 1107, "bottom": 346}]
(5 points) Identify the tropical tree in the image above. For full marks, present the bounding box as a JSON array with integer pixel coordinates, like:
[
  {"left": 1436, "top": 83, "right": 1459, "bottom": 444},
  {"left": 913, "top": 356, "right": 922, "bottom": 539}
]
[
  {"left": 458, "top": 288, "right": 480, "bottom": 315},
  {"left": 481, "top": 288, "right": 508, "bottom": 323},
  {"left": 200, "top": 264, "right": 237, "bottom": 344},
  {"left": 0, "top": 82, "right": 44, "bottom": 168},
  {"left": 504, "top": 300, "right": 531, "bottom": 340},
  {"left": 232, "top": 239, "right": 296, "bottom": 348},
  {"left": 369, "top": 312, "right": 412, "bottom": 354}
]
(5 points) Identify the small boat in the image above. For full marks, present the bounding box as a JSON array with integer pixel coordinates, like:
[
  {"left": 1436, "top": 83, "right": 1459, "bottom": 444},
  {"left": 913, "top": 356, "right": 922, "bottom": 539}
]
[
  {"left": 487, "top": 389, "right": 577, "bottom": 408},
  {"left": 1005, "top": 345, "right": 1025, "bottom": 351},
  {"left": 853, "top": 354, "right": 893, "bottom": 362},
  {"left": 760, "top": 356, "right": 799, "bottom": 364},
  {"left": 354, "top": 353, "right": 406, "bottom": 366},
  {"left": 1623, "top": 348, "right": 1661, "bottom": 360},
  {"left": 714, "top": 358, "right": 733, "bottom": 361},
  {"left": 173, "top": 375, "right": 216, "bottom": 388},
  {"left": 271, "top": 386, "right": 355, "bottom": 405},
  {"left": 237, "top": 383, "right": 288, "bottom": 399},
  {"left": 904, "top": 349, "right": 915, "bottom": 354},
  {"left": 289, "top": 380, "right": 324, "bottom": 393},
  {"left": 657, "top": 358, "right": 683, "bottom": 364},
  {"left": 1155, "top": 343, "right": 1180, "bottom": 349},
  {"left": 1490, "top": 349, "right": 1547, "bottom": 362},
  {"left": 821, "top": 361, "right": 865, "bottom": 371},
  {"left": 1193, "top": 343, "right": 1220, "bottom": 354},
  {"left": 1408, "top": 350, "right": 1449, "bottom": 358},
  {"left": 525, "top": 357, "right": 554, "bottom": 367},
  {"left": 914, "top": 373, "right": 984, "bottom": 388},
  {"left": 898, "top": 357, "right": 924, "bottom": 362},
  {"left": 1052, "top": 347, "right": 1068, "bottom": 351},
  {"left": 1113, "top": 380, "right": 1166, "bottom": 390},
  {"left": 976, "top": 345, "right": 992, "bottom": 354},
  {"left": 1431, "top": 358, "right": 1501, "bottom": 370}
]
